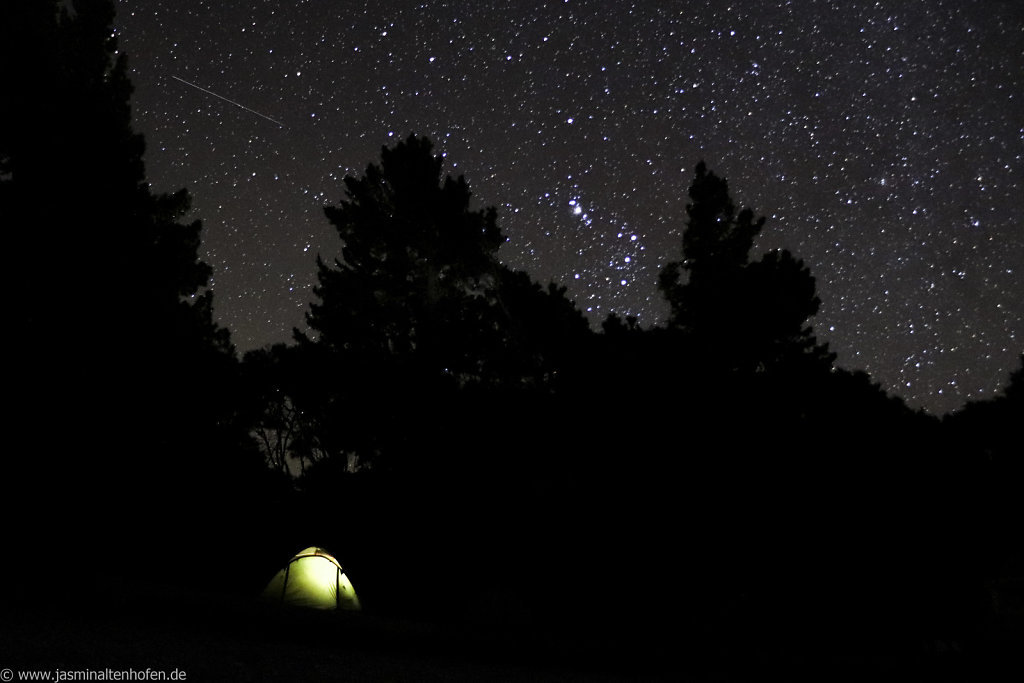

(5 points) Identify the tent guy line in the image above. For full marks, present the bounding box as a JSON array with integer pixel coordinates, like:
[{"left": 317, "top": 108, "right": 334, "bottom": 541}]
[{"left": 170, "top": 75, "right": 286, "bottom": 128}]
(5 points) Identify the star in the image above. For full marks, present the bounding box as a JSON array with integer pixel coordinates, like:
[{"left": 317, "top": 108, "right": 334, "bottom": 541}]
[{"left": 117, "top": 0, "right": 1023, "bottom": 415}]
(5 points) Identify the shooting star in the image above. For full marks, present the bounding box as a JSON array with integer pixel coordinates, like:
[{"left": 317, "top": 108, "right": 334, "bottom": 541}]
[{"left": 171, "top": 75, "right": 285, "bottom": 128}]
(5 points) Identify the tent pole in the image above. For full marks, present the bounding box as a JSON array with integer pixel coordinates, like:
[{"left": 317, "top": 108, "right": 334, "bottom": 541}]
[{"left": 280, "top": 562, "right": 290, "bottom": 604}]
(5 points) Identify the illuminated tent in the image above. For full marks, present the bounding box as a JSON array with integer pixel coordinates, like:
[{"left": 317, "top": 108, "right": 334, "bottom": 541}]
[{"left": 262, "top": 547, "right": 361, "bottom": 610}]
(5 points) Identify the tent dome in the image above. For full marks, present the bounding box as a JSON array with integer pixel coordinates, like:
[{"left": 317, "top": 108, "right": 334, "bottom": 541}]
[{"left": 262, "top": 546, "right": 361, "bottom": 610}]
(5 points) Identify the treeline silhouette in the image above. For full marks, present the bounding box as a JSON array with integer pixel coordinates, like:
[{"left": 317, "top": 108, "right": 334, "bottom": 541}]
[{"left": 4, "top": 0, "right": 1020, "bottom": 669}]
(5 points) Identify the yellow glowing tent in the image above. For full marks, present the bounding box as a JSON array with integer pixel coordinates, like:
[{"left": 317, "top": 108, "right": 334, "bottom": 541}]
[{"left": 262, "top": 547, "right": 361, "bottom": 610}]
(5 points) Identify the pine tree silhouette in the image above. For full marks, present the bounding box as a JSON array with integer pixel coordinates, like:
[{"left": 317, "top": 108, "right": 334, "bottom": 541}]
[
  {"left": 300, "top": 134, "right": 589, "bottom": 472},
  {"left": 2, "top": 0, "right": 245, "bottom": 585},
  {"left": 659, "top": 161, "right": 833, "bottom": 376}
]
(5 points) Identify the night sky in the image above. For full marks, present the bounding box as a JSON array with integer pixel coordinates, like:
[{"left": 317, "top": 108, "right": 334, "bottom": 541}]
[{"left": 112, "top": 0, "right": 1022, "bottom": 416}]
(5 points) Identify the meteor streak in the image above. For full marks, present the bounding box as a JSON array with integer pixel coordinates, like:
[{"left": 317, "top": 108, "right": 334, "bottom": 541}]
[{"left": 171, "top": 75, "right": 285, "bottom": 127}]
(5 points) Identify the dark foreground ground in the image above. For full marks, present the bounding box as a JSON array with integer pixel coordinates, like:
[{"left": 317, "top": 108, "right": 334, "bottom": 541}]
[{"left": 1, "top": 576, "right": 1020, "bottom": 682}]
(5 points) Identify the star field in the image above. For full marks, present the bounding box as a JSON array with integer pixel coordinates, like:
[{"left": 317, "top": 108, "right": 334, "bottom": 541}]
[{"left": 114, "top": 0, "right": 1022, "bottom": 415}]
